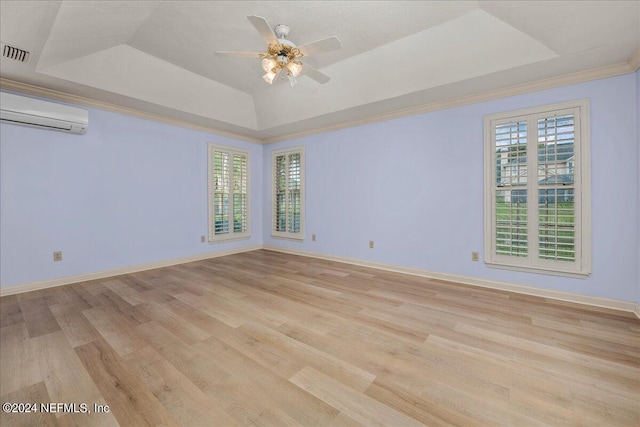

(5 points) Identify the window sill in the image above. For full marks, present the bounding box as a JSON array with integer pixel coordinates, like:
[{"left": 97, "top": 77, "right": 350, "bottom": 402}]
[
  {"left": 209, "top": 234, "right": 250, "bottom": 244},
  {"left": 271, "top": 234, "right": 305, "bottom": 242},
  {"left": 485, "top": 261, "right": 590, "bottom": 279}
]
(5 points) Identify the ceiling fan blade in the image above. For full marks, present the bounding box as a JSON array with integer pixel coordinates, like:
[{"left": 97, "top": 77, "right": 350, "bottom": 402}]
[
  {"left": 247, "top": 15, "right": 278, "bottom": 45},
  {"left": 298, "top": 36, "right": 342, "bottom": 57},
  {"left": 300, "top": 62, "right": 330, "bottom": 84},
  {"left": 215, "top": 51, "right": 262, "bottom": 58}
]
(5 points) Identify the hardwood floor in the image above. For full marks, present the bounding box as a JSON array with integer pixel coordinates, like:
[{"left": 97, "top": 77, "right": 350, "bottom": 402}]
[{"left": 1, "top": 250, "right": 638, "bottom": 426}]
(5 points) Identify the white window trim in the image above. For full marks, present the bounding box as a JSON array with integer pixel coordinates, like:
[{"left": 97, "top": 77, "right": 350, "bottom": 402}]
[
  {"left": 271, "top": 146, "right": 305, "bottom": 241},
  {"left": 483, "top": 99, "right": 591, "bottom": 278},
  {"left": 208, "top": 143, "right": 250, "bottom": 243}
]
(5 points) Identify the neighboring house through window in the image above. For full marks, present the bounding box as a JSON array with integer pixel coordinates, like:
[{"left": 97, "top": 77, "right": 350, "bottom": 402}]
[
  {"left": 272, "top": 146, "right": 305, "bottom": 240},
  {"left": 208, "top": 144, "right": 250, "bottom": 242},
  {"left": 484, "top": 99, "right": 591, "bottom": 277}
]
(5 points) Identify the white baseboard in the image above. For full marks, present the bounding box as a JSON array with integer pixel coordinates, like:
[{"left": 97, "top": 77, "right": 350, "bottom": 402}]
[
  {"left": 3, "top": 244, "right": 639, "bottom": 321},
  {"left": 0, "top": 245, "right": 262, "bottom": 297},
  {"left": 263, "top": 245, "right": 640, "bottom": 319}
]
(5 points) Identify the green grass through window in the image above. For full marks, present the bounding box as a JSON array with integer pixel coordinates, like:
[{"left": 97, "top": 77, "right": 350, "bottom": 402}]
[{"left": 496, "top": 202, "right": 575, "bottom": 261}]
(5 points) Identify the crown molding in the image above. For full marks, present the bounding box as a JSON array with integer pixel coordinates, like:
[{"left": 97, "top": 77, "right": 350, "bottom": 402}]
[
  {"left": 628, "top": 48, "right": 640, "bottom": 71},
  {"left": 2, "top": 59, "right": 635, "bottom": 146},
  {"left": 262, "top": 61, "right": 634, "bottom": 144},
  {"left": 0, "top": 78, "right": 263, "bottom": 144}
]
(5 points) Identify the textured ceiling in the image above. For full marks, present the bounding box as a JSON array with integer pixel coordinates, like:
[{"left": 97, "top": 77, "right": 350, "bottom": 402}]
[{"left": 1, "top": 1, "right": 639, "bottom": 141}]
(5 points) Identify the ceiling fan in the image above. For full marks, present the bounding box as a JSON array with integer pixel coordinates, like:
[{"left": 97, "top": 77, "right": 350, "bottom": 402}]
[{"left": 216, "top": 15, "right": 342, "bottom": 86}]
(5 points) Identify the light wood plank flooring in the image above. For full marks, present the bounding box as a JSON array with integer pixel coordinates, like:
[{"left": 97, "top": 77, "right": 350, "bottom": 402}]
[{"left": 1, "top": 250, "right": 639, "bottom": 426}]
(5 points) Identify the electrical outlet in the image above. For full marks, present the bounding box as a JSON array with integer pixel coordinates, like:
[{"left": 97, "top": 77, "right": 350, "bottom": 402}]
[
  {"left": 201, "top": 235, "right": 206, "bottom": 243},
  {"left": 471, "top": 252, "right": 479, "bottom": 262},
  {"left": 369, "top": 240, "right": 374, "bottom": 249},
  {"left": 312, "top": 234, "right": 316, "bottom": 241},
  {"left": 53, "top": 251, "right": 62, "bottom": 262}
]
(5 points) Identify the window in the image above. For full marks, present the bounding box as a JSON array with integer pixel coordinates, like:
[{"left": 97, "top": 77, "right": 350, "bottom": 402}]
[
  {"left": 208, "top": 144, "right": 250, "bottom": 242},
  {"left": 272, "top": 146, "right": 305, "bottom": 240},
  {"left": 484, "top": 100, "right": 591, "bottom": 277}
]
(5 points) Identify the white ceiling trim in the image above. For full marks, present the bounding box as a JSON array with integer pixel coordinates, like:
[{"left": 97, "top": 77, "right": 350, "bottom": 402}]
[
  {"left": 1, "top": 61, "right": 634, "bottom": 145},
  {"left": 261, "top": 61, "right": 635, "bottom": 144},
  {"left": 0, "top": 78, "right": 262, "bottom": 144}
]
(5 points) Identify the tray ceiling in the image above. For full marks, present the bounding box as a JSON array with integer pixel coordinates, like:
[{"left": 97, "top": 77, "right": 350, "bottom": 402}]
[{"left": 1, "top": 1, "right": 638, "bottom": 142}]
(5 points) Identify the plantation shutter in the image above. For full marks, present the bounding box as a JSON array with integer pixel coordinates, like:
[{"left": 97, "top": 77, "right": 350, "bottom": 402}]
[
  {"left": 233, "top": 153, "right": 248, "bottom": 233},
  {"left": 484, "top": 100, "right": 590, "bottom": 277},
  {"left": 287, "top": 153, "right": 301, "bottom": 233},
  {"left": 494, "top": 118, "right": 529, "bottom": 258},
  {"left": 272, "top": 147, "right": 305, "bottom": 239},
  {"left": 213, "top": 150, "right": 230, "bottom": 235},
  {"left": 274, "top": 154, "right": 287, "bottom": 232},
  {"left": 208, "top": 145, "right": 250, "bottom": 242},
  {"left": 537, "top": 113, "right": 576, "bottom": 263}
]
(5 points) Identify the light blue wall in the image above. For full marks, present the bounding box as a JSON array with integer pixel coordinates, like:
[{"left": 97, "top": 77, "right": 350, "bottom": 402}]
[
  {"left": 1, "top": 98, "right": 263, "bottom": 288},
  {"left": 2, "top": 73, "right": 639, "bottom": 302},
  {"left": 264, "top": 73, "right": 639, "bottom": 303}
]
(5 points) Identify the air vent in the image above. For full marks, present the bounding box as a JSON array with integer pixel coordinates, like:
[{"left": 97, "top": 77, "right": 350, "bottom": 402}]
[{"left": 1, "top": 43, "right": 31, "bottom": 63}]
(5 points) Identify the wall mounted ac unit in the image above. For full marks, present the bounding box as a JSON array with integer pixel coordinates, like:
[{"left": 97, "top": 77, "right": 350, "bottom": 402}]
[{"left": 0, "top": 92, "right": 88, "bottom": 135}]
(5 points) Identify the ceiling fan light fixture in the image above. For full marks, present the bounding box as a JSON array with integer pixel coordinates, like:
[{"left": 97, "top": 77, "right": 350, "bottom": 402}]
[
  {"left": 263, "top": 70, "right": 277, "bottom": 84},
  {"left": 261, "top": 43, "right": 303, "bottom": 85},
  {"left": 261, "top": 57, "right": 276, "bottom": 73},
  {"left": 287, "top": 61, "right": 302, "bottom": 77}
]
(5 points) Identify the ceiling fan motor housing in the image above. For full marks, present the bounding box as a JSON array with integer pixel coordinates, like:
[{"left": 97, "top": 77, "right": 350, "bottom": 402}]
[{"left": 274, "top": 24, "right": 290, "bottom": 39}]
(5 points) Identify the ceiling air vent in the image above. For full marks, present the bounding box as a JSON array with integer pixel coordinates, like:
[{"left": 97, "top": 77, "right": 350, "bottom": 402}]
[{"left": 1, "top": 43, "right": 31, "bottom": 63}]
